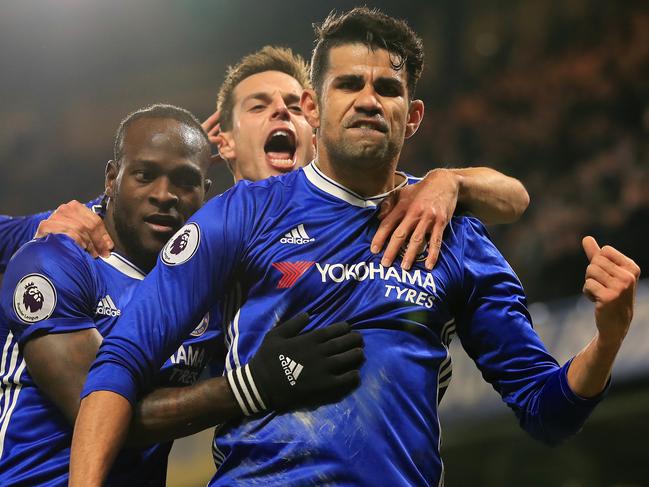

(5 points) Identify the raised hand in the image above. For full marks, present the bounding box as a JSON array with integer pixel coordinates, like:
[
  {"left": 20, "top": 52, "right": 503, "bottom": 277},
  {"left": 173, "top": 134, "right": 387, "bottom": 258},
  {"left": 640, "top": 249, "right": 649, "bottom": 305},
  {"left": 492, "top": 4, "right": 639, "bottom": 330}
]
[{"left": 582, "top": 236, "right": 641, "bottom": 346}]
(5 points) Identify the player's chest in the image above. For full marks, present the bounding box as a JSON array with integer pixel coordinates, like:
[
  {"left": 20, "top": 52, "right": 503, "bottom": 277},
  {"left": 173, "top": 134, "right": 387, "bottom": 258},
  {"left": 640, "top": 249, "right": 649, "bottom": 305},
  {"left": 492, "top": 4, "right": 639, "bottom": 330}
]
[{"left": 244, "top": 214, "right": 458, "bottom": 316}]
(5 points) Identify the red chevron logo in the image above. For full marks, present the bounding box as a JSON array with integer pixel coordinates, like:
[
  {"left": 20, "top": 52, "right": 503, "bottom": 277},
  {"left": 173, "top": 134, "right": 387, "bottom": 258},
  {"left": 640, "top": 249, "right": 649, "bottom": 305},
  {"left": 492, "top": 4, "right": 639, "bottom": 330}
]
[{"left": 272, "top": 261, "right": 314, "bottom": 289}]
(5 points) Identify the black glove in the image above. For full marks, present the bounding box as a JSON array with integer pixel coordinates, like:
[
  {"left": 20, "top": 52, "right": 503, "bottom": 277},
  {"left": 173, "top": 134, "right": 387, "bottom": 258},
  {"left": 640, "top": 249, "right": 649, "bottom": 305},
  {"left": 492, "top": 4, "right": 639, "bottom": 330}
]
[{"left": 226, "top": 313, "right": 364, "bottom": 415}]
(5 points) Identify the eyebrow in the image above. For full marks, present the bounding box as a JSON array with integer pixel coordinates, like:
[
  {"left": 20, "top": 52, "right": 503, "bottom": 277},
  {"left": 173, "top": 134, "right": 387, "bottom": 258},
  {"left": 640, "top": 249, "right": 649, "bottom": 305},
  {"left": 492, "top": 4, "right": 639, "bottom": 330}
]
[{"left": 334, "top": 74, "right": 404, "bottom": 91}]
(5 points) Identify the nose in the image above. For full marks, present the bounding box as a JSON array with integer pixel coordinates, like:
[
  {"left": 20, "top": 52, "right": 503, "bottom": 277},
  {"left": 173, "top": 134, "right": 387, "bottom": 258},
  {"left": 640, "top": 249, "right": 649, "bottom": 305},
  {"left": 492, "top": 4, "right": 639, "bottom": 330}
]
[
  {"left": 148, "top": 177, "right": 179, "bottom": 209},
  {"left": 354, "top": 84, "right": 381, "bottom": 116},
  {"left": 270, "top": 95, "right": 290, "bottom": 122}
]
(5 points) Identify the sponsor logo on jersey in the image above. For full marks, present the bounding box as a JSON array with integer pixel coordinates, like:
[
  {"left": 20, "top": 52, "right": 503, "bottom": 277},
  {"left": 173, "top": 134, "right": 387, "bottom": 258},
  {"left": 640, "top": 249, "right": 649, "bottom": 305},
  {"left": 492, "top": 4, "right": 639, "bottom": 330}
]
[
  {"left": 96, "top": 295, "right": 121, "bottom": 317},
  {"left": 280, "top": 224, "right": 315, "bottom": 245},
  {"left": 161, "top": 223, "right": 200, "bottom": 266},
  {"left": 272, "top": 259, "right": 438, "bottom": 308},
  {"left": 314, "top": 262, "right": 436, "bottom": 292},
  {"left": 272, "top": 261, "right": 314, "bottom": 288},
  {"left": 13, "top": 274, "right": 57, "bottom": 324},
  {"left": 279, "top": 354, "right": 303, "bottom": 386},
  {"left": 190, "top": 312, "right": 209, "bottom": 337}
]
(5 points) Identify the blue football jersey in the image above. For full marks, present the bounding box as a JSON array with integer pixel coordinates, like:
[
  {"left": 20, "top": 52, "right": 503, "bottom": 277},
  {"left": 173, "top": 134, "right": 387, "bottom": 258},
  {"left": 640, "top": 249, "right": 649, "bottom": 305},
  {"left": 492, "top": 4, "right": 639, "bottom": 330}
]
[
  {"left": 83, "top": 163, "right": 604, "bottom": 486},
  {"left": 0, "top": 198, "right": 103, "bottom": 274},
  {"left": 0, "top": 234, "right": 219, "bottom": 486}
]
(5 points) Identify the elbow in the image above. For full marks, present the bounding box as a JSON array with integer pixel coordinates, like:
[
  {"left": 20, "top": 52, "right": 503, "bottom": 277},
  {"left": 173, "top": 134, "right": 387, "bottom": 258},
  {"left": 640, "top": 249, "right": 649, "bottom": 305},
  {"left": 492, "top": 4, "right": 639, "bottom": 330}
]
[
  {"left": 514, "top": 182, "right": 531, "bottom": 218},
  {"left": 504, "top": 180, "right": 530, "bottom": 223},
  {"left": 494, "top": 180, "right": 530, "bottom": 224}
]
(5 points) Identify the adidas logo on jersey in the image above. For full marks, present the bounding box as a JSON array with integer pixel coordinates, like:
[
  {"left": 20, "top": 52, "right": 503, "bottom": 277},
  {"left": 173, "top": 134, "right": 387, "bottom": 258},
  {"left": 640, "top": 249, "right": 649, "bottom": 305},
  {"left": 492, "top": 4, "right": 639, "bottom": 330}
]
[
  {"left": 280, "top": 224, "right": 315, "bottom": 245},
  {"left": 96, "top": 295, "right": 121, "bottom": 317},
  {"left": 279, "top": 354, "right": 303, "bottom": 386}
]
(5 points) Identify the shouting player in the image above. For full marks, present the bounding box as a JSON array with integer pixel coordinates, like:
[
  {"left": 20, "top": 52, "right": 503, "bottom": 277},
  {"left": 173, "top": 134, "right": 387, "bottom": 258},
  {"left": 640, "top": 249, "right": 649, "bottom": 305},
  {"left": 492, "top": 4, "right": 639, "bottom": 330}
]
[
  {"left": 0, "top": 104, "right": 364, "bottom": 485},
  {"left": 70, "top": 8, "right": 640, "bottom": 487},
  {"left": 0, "top": 45, "right": 530, "bottom": 282}
]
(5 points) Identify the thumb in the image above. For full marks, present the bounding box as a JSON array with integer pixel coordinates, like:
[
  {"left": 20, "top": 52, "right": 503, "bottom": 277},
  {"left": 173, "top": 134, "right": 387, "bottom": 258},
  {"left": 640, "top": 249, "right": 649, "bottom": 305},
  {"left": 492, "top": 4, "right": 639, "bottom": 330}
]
[
  {"left": 273, "top": 312, "right": 310, "bottom": 338},
  {"left": 582, "top": 236, "right": 600, "bottom": 262}
]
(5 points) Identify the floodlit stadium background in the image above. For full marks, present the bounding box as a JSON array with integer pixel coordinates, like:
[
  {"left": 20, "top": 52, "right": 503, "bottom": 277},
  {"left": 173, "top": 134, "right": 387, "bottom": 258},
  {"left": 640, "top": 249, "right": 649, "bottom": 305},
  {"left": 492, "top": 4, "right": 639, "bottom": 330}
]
[{"left": 1, "top": 1, "right": 648, "bottom": 485}]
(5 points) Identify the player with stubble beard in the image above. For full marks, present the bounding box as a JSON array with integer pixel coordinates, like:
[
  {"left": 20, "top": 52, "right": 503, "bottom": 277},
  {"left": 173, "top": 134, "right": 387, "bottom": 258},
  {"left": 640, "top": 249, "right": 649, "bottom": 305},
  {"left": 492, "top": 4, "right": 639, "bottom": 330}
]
[
  {"left": 0, "top": 45, "right": 530, "bottom": 280},
  {"left": 0, "top": 104, "right": 363, "bottom": 485},
  {"left": 71, "top": 9, "right": 639, "bottom": 486}
]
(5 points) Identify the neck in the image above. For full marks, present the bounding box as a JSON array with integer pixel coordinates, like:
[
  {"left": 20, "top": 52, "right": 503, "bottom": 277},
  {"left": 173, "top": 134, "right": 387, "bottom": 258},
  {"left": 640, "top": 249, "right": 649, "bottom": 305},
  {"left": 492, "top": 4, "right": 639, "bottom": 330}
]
[{"left": 315, "top": 146, "right": 400, "bottom": 197}]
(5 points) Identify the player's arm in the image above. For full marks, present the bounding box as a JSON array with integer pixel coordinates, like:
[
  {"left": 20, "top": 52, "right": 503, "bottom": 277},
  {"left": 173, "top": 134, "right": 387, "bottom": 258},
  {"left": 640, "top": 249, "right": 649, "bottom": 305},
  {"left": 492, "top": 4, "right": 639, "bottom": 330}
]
[
  {"left": 0, "top": 199, "right": 112, "bottom": 275},
  {"left": 454, "top": 219, "right": 621, "bottom": 445},
  {"left": 0, "top": 211, "right": 51, "bottom": 274},
  {"left": 565, "top": 237, "right": 640, "bottom": 397},
  {"left": 72, "top": 317, "right": 363, "bottom": 485},
  {"left": 70, "top": 187, "right": 364, "bottom": 485},
  {"left": 372, "top": 166, "right": 529, "bottom": 270}
]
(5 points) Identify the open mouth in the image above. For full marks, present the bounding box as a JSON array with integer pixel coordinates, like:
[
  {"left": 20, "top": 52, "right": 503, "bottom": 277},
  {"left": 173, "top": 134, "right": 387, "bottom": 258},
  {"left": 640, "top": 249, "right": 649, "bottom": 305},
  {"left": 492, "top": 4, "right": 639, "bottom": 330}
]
[{"left": 264, "top": 129, "right": 297, "bottom": 171}]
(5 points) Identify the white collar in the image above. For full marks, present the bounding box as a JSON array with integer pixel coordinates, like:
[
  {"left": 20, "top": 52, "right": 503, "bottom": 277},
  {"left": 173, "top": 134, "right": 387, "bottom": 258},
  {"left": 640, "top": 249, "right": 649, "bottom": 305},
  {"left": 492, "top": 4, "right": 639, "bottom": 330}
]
[
  {"left": 100, "top": 253, "right": 146, "bottom": 280},
  {"left": 303, "top": 161, "right": 408, "bottom": 208}
]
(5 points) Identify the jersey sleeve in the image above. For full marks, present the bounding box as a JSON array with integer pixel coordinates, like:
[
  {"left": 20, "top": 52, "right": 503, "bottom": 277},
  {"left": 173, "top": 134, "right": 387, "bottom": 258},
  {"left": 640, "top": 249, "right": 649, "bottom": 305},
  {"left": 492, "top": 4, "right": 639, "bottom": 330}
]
[
  {"left": 0, "top": 197, "right": 104, "bottom": 274},
  {"left": 0, "top": 234, "right": 98, "bottom": 345},
  {"left": 0, "top": 211, "right": 52, "bottom": 274},
  {"left": 81, "top": 183, "right": 256, "bottom": 405},
  {"left": 454, "top": 217, "right": 606, "bottom": 445}
]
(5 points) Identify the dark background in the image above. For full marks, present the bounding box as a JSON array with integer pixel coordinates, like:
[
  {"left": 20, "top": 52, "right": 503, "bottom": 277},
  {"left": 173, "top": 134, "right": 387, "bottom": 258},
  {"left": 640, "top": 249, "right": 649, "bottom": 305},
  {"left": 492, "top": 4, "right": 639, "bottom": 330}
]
[
  {"left": 2, "top": 0, "right": 647, "bottom": 304},
  {"left": 1, "top": 1, "right": 647, "bottom": 485}
]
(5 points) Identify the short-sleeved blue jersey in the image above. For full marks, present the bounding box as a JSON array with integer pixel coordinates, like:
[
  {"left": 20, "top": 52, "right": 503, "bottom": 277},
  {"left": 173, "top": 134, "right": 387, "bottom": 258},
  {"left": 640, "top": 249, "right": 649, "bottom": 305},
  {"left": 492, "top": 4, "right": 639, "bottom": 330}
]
[
  {"left": 0, "top": 198, "right": 103, "bottom": 274},
  {"left": 0, "top": 234, "right": 220, "bottom": 486},
  {"left": 83, "top": 163, "right": 604, "bottom": 486}
]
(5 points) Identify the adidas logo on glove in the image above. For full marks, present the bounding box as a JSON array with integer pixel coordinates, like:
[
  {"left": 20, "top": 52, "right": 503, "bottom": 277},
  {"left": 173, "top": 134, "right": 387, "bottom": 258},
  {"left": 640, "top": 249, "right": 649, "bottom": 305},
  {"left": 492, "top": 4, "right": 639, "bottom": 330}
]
[{"left": 279, "top": 354, "right": 303, "bottom": 386}]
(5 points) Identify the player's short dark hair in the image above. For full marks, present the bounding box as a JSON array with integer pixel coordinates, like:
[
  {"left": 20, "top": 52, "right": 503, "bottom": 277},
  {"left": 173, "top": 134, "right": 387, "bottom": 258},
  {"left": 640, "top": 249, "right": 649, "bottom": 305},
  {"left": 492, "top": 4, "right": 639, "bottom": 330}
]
[
  {"left": 216, "top": 46, "right": 311, "bottom": 131},
  {"left": 113, "top": 103, "right": 209, "bottom": 162},
  {"left": 310, "top": 7, "right": 424, "bottom": 99}
]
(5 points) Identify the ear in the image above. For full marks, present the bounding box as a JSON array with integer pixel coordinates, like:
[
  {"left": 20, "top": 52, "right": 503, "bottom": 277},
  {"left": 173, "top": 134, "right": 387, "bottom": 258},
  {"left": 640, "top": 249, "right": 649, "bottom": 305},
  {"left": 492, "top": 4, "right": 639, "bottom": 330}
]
[
  {"left": 216, "top": 131, "right": 237, "bottom": 161},
  {"left": 301, "top": 89, "right": 320, "bottom": 130},
  {"left": 404, "top": 99, "right": 424, "bottom": 139},
  {"left": 105, "top": 160, "right": 119, "bottom": 198}
]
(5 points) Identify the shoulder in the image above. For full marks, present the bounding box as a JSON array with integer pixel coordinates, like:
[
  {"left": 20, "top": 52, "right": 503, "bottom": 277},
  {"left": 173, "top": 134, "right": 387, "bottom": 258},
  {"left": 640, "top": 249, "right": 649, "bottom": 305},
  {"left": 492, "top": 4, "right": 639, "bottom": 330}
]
[
  {"left": 196, "top": 170, "right": 301, "bottom": 225},
  {"left": 11, "top": 233, "right": 92, "bottom": 271},
  {"left": 3, "top": 234, "right": 95, "bottom": 296}
]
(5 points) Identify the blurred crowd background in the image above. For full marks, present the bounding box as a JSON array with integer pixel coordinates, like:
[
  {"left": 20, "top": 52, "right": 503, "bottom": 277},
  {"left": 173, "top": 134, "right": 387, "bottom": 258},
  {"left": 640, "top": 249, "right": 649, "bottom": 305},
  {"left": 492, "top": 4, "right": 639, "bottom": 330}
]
[{"left": 1, "top": 1, "right": 647, "bottom": 485}]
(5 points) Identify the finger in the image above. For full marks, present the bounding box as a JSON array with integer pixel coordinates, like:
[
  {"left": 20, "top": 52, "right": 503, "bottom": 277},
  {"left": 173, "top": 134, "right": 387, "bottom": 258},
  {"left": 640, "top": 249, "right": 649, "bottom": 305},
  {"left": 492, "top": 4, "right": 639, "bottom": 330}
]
[
  {"left": 381, "top": 217, "right": 417, "bottom": 268},
  {"left": 331, "top": 370, "right": 362, "bottom": 391},
  {"left": 582, "top": 236, "right": 600, "bottom": 262},
  {"left": 401, "top": 219, "right": 431, "bottom": 271},
  {"left": 599, "top": 245, "right": 641, "bottom": 278},
  {"left": 201, "top": 110, "right": 220, "bottom": 132},
  {"left": 585, "top": 263, "right": 616, "bottom": 287},
  {"left": 320, "top": 331, "right": 364, "bottom": 356},
  {"left": 425, "top": 221, "right": 446, "bottom": 270},
  {"left": 583, "top": 277, "right": 605, "bottom": 302},
  {"left": 310, "top": 321, "right": 352, "bottom": 342},
  {"left": 371, "top": 202, "right": 402, "bottom": 253},
  {"left": 206, "top": 122, "right": 221, "bottom": 138},
  {"left": 88, "top": 216, "right": 113, "bottom": 258},
  {"left": 325, "top": 348, "right": 365, "bottom": 374},
  {"left": 589, "top": 254, "right": 637, "bottom": 283},
  {"left": 273, "top": 312, "right": 310, "bottom": 338}
]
